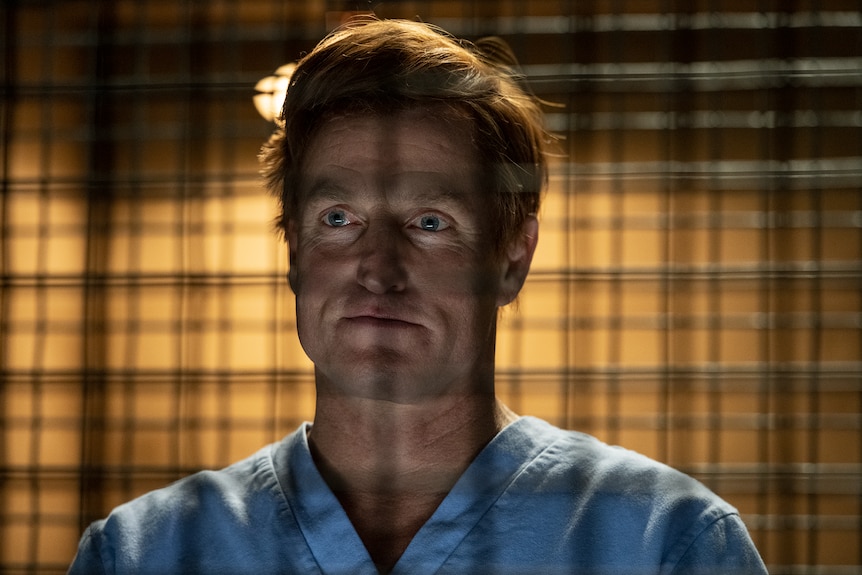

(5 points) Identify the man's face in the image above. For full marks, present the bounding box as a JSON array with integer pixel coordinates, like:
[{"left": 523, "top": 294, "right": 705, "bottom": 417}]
[{"left": 288, "top": 107, "right": 521, "bottom": 403}]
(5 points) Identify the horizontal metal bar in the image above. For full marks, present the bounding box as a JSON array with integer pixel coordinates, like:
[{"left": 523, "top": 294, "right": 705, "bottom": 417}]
[
  {"left": 4, "top": 362, "right": 861, "bottom": 384},
  {"left": 8, "top": 310, "right": 862, "bottom": 334},
  {"left": 5, "top": 211, "right": 860, "bottom": 241},
  {"left": 545, "top": 111, "right": 862, "bottom": 132},
  {"left": 4, "top": 412, "right": 859, "bottom": 433},
  {"left": 20, "top": 12, "right": 861, "bottom": 50},
  {"left": 437, "top": 12, "right": 862, "bottom": 35}
]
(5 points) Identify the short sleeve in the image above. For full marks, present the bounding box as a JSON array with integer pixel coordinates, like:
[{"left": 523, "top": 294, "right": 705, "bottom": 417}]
[
  {"left": 67, "top": 521, "right": 109, "bottom": 575},
  {"left": 669, "top": 513, "right": 768, "bottom": 575}
]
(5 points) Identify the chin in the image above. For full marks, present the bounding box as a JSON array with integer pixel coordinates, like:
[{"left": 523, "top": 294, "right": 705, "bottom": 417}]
[{"left": 316, "top": 358, "right": 452, "bottom": 403}]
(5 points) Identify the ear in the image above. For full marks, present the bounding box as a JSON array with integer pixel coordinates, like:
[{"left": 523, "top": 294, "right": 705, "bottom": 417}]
[
  {"left": 286, "top": 219, "right": 299, "bottom": 294},
  {"left": 496, "top": 216, "right": 539, "bottom": 307}
]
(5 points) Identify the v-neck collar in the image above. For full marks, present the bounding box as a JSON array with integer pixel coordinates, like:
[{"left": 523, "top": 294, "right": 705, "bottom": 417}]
[
  {"left": 273, "top": 423, "right": 377, "bottom": 574},
  {"left": 390, "top": 417, "right": 554, "bottom": 574},
  {"left": 273, "top": 417, "right": 556, "bottom": 575}
]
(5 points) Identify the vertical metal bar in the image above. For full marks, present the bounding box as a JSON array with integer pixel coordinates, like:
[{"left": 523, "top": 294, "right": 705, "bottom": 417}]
[
  {"left": 174, "top": 0, "right": 190, "bottom": 476},
  {"left": 566, "top": 0, "right": 598, "bottom": 435},
  {"left": 605, "top": 0, "right": 625, "bottom": 449},
  {"left": 855, "top": 6, "right": 862, "bottom": 566},
  {"left": 0, "top": 1, "right": 16, "bottom": 561},
  {"left": 79, "top": 0, "right": 117, "bottom": 531},
  {"left": 26, "top": 5, "right": 60, "bottom": 566},
  {"left": 754, "top": 0, "right": 774, "bottom": 560},
  {"left": 177, "top": 0, "right": 200, "bottom": 474},
  {"left": 772, "top": 5, "right": 801, "bottom": 564},
  {"left": 559, "top": 0, "right": 576, "bottom": 432},
  {"left": 705, "top": 0, "right": 724, "bottom": 489},
  {"left": 805, "top": 4, "right": 824, "bottom": 567},
  {"left": 661, "top": 0, "right": 674, "bottom": 468},
  {"left": 116, "top": 0, "right": 147, "bottom": 507}
]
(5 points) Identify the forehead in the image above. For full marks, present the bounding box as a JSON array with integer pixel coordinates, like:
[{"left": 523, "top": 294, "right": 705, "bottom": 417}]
[{"left": 298, "top": 106, "right": 481, "bottom": 198}]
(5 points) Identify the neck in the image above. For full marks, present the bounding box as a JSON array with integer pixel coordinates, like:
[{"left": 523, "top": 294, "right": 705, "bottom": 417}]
[
  {"left": 309, "top": 391, "right": 517, "bottom": 493},
  {"left": 307, "top": 389, "right": 518, "bottom": 572}
]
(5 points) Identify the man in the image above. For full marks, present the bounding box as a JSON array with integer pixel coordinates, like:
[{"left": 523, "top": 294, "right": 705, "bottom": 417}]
[{"left": 69, "top": 18, "right": 768, "bottom": 574}]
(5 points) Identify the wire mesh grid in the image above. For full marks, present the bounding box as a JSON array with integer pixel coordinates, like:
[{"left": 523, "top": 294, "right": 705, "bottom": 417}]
[{"left": 1, "top": 0, "right": 860, "bottom": 573}]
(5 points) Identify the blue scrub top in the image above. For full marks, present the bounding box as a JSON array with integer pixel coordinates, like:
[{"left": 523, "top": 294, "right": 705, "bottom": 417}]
[{"left": 69, "top": 417, "right": 768, "bottom": 575}]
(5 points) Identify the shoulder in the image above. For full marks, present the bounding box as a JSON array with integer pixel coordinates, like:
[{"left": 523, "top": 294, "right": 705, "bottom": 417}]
[
  {"left": 111, "top": 441, "right": 283, "bottom": 529},
  {"left": 500, "top": 417, "right": 766, "bottom": 571},
  {"left": 68, "top": 432, "right": 302, "bottom": 574},
  {"left": 512, "top": 416, "right": 727, "bottom": 508}
]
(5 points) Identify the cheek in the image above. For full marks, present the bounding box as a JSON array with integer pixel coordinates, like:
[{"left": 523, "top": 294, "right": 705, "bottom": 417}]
[
  {"left": 292, "top": 251, "right": 335, "bottom": 330},
  {"left": 403, "top": 242, "right": 500, "bottom": 301},
  {"left": 450, "top": 258, "right": 504, "bottom": 301},
  {"left": 293, "top": 261, "right": 336, "bottom": 319},
  {"left": 293, "top": 239, "right": 350, "bottom": 290},
  {"left": 293, "top": 284, "right": 331, "bottom": 361},
  {"left": 417, "top": 258, "right": 502, "bottom": 324}
]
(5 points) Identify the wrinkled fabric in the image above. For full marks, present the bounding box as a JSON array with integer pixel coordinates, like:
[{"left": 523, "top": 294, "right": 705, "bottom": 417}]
[{"left": 69, "top": 417, "right": 767, "bottom": 575}]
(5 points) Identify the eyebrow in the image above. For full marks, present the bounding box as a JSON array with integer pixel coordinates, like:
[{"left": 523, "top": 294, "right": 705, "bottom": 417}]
[
  {"left": 301, "top": 173, "right": 475, "bottom": 207},
  {"left": 405, "top": 188, "right": 472, "bottom": 210},
  {"left": 299, "top": 177, "right": 351, "bottom": 204}
]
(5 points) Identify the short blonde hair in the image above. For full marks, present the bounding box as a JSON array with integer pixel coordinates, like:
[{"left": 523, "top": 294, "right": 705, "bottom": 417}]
[{"left": 259, "top": 18, "right": 549, "bottom": 251}]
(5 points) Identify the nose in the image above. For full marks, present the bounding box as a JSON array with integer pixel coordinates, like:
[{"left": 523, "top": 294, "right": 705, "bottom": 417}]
[{"left": 356, "top": 220, "right": 408, "bottom": 294}]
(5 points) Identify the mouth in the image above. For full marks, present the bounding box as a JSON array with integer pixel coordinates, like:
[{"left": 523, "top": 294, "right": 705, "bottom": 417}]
[{"left": 344, "top": 315, "right": 420, "bottom": 328}]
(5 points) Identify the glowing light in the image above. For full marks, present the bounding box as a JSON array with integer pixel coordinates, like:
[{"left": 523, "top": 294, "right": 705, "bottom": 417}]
[{"left": 254, "top": 63, "right": 296, "bottom": 123}]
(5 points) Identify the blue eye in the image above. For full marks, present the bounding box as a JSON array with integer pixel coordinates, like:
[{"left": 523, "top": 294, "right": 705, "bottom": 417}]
[
  {"left": 325, "top": 210, "right": 349, "bottom": 227},
  {"left": 418, "top": 214, "right": 444, "bottom": 231}
]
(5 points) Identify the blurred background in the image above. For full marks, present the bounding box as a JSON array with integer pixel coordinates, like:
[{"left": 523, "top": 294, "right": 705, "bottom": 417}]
[{"left": 1, "top": 0, "right": 860, "bottom": 573}]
